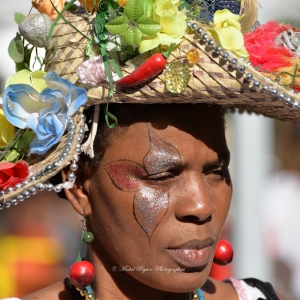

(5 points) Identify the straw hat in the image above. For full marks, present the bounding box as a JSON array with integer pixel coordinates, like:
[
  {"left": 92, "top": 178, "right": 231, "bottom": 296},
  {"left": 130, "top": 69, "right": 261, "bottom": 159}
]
[{"left": 1, "top": 0, "right": 300, "bottom": 208}]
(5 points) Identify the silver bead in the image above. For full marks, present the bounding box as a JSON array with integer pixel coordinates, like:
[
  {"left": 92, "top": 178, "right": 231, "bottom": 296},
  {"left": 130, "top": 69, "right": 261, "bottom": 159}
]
[
  {"left": 191, "top": 23, "right": 197, "bottom": 30},
  {"left": 54, "top": 185, "right": 63, "bottom": 193},
  {"left": 23, "top": 190, "right": 30, "bottom": 198},
  {"left": 0, "top": 203, "right": 3, "bottom": 210},
  {"left": 289, "top": 89, "right": 295, "bottom": 93},
  {"left": 207, "top": 39, "right": 214, "bottom": 46},
  {"left": 15, "top": 183, "right": 22, "bottom": 189},
  {"left": 294, "top": 102, "right": 300, "bottom": 108},
  {"left": 79, "top": 129, "right": 85, "bottom": 134},
  {"left": 230, "top": 58, "right": 237, "bottom": 66},
  {"left": 17, "top": 195, "right": 24, "bottom": 201},
  {"left": 46, "top": 184, "right": 54, "bottom": 191},
  {"left": 0, "top": 190, "right": 5, "bottom": 196},
  {"left": 68, "top": 136, "right": 74, "bottom": 141},
  {"left": 197, "top": 27, "right": 203, "bottom": 34},
  {"left": 69, "top": 124, "right": 76, "bottom": 130},
  {"left": 68, "top": 172, "right": 76, "bottom": 181},
  {"left": 68, "top": 119, "right": 74, "bottom": 126},
  {"left": 22, "top": 180, "right": 29, "bottom": 187},
  {"left": 69, "top": 130, "right": 75, "bottom": 136},
  {"left": 253, "top": 81, "right": 260, "bottom": 88},
  {"left": 186, "top": 21, "right": 191, "bottom": 28},
  {"left": 271, "top": 89, "right": 278, "bottom": 96},
  {"left": 245, "top": 73, "right": 253, "bottom": 81},
  {"left": 222, "top": 52, "right": 229, "bottom": 60},
  {"left": 52, "top": 161, "right": 59, "bottom": 169},
  {"left": 247, "top": 61, "right": 253, "bottom": 66},
  {"left": 37, "top": 183, "right": 45, "bottom": 191},
  {"left": 262, "top": 85, "right": 269, "bottom": 92},
  {"left": 4, "top": 202, "right": 11, "bottom": 208},
  {"left": 11, "top": 199, "right": 18, "bottom": 205},
  {"left": 62, "top": 152, "right": 68, "bottom": 157},
  {"left": 45, "top": 165, "right": 53, "bottom": 172},
  {"left": 202, "top": 33, "right": 208, "bottom": 41},
  {"left": 70, "top": 163, "right": 78, "bottom": 171},
  {"left": 6, "top": 187, "right": 14, "bottom": 193},
  {"left": 285, "top": 97, "right": 292, "bottom": 103},
  {"left": 66, "top": 142, "right": 72, "bottom": 147},
  {"left": 30, "top": 175, "right": 37, "bottom": 181},
  {"left": 238, "top": 65, "right": 246, "bottom": 73},
  {"left": 29, "top": 187, "right": 37, "bottom": 195},
  {"left": 214, "top": 46, "right": 221, "bottom": 53},
  {"left": 64, "top": 148, "right": 70, "bottom": 153},
  {"left": 278, "top": 93, "right": 285, "bottom": 101},
  {"left": 36, "top": 171, "right": 43, "bottom": 178}
]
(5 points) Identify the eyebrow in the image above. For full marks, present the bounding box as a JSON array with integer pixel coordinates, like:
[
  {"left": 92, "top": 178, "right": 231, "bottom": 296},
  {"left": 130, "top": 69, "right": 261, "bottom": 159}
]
[{"left": 202, "top": 150, "right": 231, "bottom": 171}]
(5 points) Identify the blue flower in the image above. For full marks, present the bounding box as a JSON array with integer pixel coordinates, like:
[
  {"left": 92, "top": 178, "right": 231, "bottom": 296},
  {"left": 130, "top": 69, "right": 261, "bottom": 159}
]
[{"left": 3, "top": 72, "right": 87, "bottom": 155}]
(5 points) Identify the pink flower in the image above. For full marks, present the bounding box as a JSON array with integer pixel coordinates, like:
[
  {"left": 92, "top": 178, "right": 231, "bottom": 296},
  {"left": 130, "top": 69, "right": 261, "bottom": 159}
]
[{"left": 77, "top": 56, "right": 118, "bottom": 87}]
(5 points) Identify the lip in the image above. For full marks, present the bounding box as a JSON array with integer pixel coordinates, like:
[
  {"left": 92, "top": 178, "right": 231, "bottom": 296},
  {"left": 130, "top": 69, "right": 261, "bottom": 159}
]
[{"left": 167, "top": 239, "right": 213, "bottom": 268}]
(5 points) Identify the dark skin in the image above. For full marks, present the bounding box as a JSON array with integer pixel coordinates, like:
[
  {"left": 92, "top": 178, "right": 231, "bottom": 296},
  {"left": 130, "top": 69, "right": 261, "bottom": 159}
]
[{"left": 23, "top": 104, "right": 285, "bottom": 300}]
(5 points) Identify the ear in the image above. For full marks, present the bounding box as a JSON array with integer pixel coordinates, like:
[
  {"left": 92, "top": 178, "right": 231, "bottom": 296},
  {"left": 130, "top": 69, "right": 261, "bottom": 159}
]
[{"left": 61, "top": 161, "right": 92, "bottom": 216}]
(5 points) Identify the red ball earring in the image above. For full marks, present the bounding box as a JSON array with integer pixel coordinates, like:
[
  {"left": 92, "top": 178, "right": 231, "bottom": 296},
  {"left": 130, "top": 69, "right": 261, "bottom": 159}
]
[{"left": 213, "top": 239, "right": 234, "bottom": 266}]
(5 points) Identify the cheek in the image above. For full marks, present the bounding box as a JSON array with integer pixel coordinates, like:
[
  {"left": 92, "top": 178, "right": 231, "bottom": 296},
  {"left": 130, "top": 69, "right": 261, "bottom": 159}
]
[{"left": 133, "top": 185, "right": 169, "bottom": 239}]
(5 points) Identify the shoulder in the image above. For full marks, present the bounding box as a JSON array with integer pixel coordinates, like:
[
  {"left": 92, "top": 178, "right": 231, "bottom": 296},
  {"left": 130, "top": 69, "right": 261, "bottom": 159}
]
[{"left": 22, "top": 281, "right": 73, "bottom": 300}]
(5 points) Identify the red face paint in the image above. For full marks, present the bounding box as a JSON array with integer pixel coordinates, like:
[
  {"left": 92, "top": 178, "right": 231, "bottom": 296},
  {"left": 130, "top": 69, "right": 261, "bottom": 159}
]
[{"left": 105, "top": 160, "right": 147, "bottom": 192}]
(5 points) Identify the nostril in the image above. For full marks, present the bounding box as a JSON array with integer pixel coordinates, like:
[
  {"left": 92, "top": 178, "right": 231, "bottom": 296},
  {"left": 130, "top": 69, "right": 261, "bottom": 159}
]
[{"left": 181, "top": 214, "right": 212, "bottom": 224}]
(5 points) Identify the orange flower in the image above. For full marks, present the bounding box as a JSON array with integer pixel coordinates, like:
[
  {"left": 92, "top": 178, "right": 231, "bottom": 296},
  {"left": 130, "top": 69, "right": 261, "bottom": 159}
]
[
  {"left": 32, "top": 0, "right": 66, "bottom": 20},
  {"left": 78, "top": 0, "right": 101, "bottom": 12}
]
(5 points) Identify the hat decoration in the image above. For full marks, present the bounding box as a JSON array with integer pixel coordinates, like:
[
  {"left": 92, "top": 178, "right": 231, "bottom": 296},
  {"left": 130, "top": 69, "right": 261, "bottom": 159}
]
[{"left": 1, "top": 0, "right": 300, "bottom": 209}]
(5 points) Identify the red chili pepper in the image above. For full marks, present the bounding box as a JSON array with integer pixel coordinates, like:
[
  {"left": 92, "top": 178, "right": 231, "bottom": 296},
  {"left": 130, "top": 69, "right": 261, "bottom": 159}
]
[{"left": 116, "top": 53, "right": 167, "bottom": 88}]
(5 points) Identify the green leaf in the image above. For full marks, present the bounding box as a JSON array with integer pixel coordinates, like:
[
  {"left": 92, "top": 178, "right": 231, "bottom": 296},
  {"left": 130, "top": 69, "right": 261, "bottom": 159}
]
[
  {"left": 137, "top": 16, "right": 162, "bottom": 35},
  {"left": 105, "top": 16, "right": 129, "bottom": 35},
  {"left": 123, "top": 28, "right": 142, "bottom": 46},
  {"left": 14, "top": 12, "right": 25, "bottom": 24},
  {"left": 142, "top": 0, "right": 154, "bottom": 18},
  {"left": 125, "top": 0, "right": 144, "bottom": 20},
  {"left": 3, "top": 149, "right": 21, "bottom": 163},
  {"left": 8, "top": 33, "right": 24, "bottom": 63},
  {"left": 14, "top": 130, "right": 35, "bottom": 153}
]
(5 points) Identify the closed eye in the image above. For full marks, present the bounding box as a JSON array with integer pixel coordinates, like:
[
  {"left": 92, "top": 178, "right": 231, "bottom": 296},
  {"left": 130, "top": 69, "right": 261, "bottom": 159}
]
[{"left": 143, "top": 171, "right": 175, "bottom": 182}]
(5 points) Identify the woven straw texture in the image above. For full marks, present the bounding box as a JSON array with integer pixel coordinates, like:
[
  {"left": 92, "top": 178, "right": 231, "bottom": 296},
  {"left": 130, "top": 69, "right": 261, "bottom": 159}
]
[{"left": 44, "top": 12, "right": 300, "bottom": 124}]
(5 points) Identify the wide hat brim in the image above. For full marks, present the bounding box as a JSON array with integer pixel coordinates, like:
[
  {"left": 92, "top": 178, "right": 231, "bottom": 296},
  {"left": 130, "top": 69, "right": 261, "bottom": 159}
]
[{"left": 44, "top": 13, "right": 300, "bottom": 124}]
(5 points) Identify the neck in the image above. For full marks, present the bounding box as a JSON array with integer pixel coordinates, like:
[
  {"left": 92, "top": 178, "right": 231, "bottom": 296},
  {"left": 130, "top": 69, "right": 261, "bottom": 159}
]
[{"left": 85, "top": 249, "right": 195, "bottom": 300}]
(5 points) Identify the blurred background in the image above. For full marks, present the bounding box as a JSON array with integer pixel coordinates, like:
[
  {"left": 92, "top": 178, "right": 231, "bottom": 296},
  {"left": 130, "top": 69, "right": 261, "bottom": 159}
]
[{"left": 1, "top": 0, "right": 300, "bottom": 299}]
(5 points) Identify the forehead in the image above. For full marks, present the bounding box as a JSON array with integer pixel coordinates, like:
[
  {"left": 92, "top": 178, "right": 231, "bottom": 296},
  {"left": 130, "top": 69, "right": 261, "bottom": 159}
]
[{"left": 101, "top": 104, "right": 228, "bottom": 164}]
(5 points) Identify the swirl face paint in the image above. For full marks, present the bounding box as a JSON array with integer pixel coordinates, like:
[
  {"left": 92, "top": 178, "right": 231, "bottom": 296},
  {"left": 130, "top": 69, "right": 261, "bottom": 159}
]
[{"left": 105, "top": 129, "right": 181, "bottom": 240}]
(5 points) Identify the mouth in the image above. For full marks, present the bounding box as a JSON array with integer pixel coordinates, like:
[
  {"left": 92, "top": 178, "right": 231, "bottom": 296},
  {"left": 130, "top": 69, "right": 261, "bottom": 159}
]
[{"left": 167, "top": 238, "right": 213, "bottom": 269}]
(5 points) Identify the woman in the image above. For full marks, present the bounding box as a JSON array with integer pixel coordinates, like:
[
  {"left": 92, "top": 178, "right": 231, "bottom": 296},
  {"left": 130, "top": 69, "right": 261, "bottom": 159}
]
[{"left": 1, "top": 0, "right": 298, "bottom": 298}]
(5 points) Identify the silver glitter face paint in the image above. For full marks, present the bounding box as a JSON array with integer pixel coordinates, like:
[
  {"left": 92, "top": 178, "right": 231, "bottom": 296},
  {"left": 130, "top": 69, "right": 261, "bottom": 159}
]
[
  {"left": 133, "top": 186, "right": 169, "bottom": 239},
  {"left": 143, "top": 130, "right": 181, "bottom": 175}
]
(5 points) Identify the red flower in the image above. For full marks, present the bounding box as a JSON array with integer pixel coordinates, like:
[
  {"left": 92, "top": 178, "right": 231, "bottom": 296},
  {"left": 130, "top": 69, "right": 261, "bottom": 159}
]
[
  {"left": 0, "top": 161, "right": 29, "bottom": 191},
  {"left": 244, "top": 21, "right": 294, "bottom": 72}
]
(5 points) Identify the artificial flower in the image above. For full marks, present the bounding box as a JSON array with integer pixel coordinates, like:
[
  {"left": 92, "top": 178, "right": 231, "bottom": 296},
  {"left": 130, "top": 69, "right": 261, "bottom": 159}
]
[
  {"left": 209, "top": 9, "right": 249, "bottom": 59},
  {"left": 245, "top": 21, "right": 295, "bottom": 72},
  {"left": 2, "top": 72, "right": 87, "bottom": 155},
  {"left": 78, "top": 0, "right": 101, "bottom": 12},
  {"left": 0, "top": 160, "right": 28, "bottom": 191},
  {"left": 77, "top": 56, "right": 119, "bottom": 86},
  {"left": 32, "top": 0, "right": 66, "bottom": 20},
  {"left": 139, "top": 0, "right": 187, "bottom": 53},
  {"left": 0, "top": 109, "right": 14, "bottom": 147}
]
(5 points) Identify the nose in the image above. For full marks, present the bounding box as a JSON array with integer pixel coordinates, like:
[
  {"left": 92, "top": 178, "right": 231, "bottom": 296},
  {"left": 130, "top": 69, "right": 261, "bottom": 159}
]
[{"left": 174, "top": 173, "right": 216, "bottom": 223}]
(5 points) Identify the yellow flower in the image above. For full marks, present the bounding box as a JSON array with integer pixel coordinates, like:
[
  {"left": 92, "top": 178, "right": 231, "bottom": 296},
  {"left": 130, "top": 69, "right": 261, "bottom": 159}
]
[
  {"left": 0, "top": 109, "right": 14, "bottom": 147},
  {"left": 209, "top": 9, "right": 249, "bottom": 60},
  {"left": 32, "top": 0, "right": 66, "bottom": 20},
  {"left": 139, "top": 0, "right": 187, "bottom": 53}
]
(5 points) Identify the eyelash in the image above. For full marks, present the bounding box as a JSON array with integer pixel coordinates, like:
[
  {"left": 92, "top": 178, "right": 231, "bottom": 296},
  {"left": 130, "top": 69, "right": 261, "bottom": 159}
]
[{"left": 144, "top": 172, "right": 174, "bottom": 181}]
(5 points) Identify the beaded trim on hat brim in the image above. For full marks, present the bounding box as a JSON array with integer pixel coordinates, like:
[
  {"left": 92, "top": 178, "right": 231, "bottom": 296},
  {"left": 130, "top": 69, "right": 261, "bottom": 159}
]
[
  {"left": 44, "top": 14, "right": 300, "bottom": 124},
  {"left": 0, "top": 109, "right": 86, "bottom": 208}
]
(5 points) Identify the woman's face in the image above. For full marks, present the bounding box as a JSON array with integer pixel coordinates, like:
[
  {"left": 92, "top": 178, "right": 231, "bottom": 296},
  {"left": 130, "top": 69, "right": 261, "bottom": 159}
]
[{"left": 85, "top": 104, "right": 232, "bottom": 292}]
